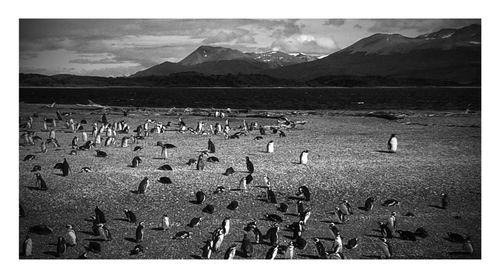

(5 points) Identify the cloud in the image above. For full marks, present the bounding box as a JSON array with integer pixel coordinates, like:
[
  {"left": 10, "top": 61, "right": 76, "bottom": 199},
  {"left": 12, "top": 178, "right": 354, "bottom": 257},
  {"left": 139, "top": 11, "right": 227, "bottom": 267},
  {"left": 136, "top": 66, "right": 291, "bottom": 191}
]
[
  {"left": 271, "top": 34, "right": 339, "bottom": 55},
  {"left": 368, "top": 19, "right": 480, "bottom": 33},
  {"left": 324, "top": 19, "right": 345, "bottom": 26},
  {"left": 69, "top": 58, "right": 123, "bottom": 64},
  {"left": 271, "top": 19, "right": 303, "bottom": 38},
  {"left": 201, "top": 29, "right": 256, "bottom": 44}
]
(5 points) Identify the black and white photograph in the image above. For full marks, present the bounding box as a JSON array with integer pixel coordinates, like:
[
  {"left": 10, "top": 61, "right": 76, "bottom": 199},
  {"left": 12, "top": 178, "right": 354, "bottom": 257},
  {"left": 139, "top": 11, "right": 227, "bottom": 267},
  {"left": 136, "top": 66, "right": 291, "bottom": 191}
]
[{"left": 6, "top": 0, "right": 498, "bottom": 275}]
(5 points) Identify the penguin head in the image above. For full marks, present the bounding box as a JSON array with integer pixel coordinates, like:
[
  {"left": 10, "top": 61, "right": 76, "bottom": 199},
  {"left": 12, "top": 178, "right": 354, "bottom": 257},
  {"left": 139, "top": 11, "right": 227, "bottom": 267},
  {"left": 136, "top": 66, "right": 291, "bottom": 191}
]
[
  {"left": 313, "top": 238, "right": 320, "bottom": 243},
  {"left": 391, "top": 211, "right": 397, "bottom": 216},
  {"left": 66, "top": 224, "right": 73, "bottom": 229},
  {"left": 391, "top": 134, "right": 397, "bottom": 137}
]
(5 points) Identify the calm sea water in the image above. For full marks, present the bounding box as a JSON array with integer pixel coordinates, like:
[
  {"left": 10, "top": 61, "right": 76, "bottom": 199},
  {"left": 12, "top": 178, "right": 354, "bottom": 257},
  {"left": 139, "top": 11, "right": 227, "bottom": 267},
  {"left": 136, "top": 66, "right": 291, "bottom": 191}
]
[{"left": 19, "top": 87, "right": 481, "bottom": 110}]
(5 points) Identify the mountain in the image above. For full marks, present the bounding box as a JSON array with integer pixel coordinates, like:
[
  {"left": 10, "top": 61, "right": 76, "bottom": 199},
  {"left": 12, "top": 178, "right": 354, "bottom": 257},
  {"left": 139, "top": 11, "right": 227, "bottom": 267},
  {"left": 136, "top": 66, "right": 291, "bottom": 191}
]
[
  {"left": 265, "top": 24, "right": 481, "bottom": 84},
  {"left": 246, "top": 51, "right": 318, "bottom": 68},
  {"left": 179, "top": 45, "right": 254, "bottom": 66}
]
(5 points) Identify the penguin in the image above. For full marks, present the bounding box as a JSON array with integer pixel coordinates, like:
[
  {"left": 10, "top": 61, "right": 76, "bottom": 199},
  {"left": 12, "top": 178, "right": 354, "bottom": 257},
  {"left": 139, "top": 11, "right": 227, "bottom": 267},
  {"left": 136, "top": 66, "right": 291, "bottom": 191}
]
[
  {"left": 313, "top": 238, "right": 328, "bottom": 259},
  {"left": 31, "top": 165, "right": 41, "bottom": 172},
  {"left": 172, "top": 231, "right": 193, "bottom": 240},
  {"left": 208, "top": 139, "right": 216, "bottom": 153},
  {"left": 56, "top": 236, "right": 66, "bottom": 257},
  {"left": 267, "top": 141, "right": 274, "bottom": 153},
  {"left": 135, "top": 222, "right": 145, "bottom": 243},
  {"left": 207, "top": 156, "right": 219, "bottom": 163},
  {"left": 120, "top": 137, "right": 128, "bottom": 148},
  {"left": 290, "top": 220, "right": 304, "bottom": 239},
  {"left": 202, "top": 204, "right": 215, "bottom": 214},
  {"left": 40, "top": 141, "right": 47, "bottom": 153},
  {"left": 227, "top": 201, "right": 239, "bottom": 210},
  {"left": 95, "top": 206, "right": 106, "bottom": 224},
  {"left": 339, "top": 201, "right": 350, "bottom": 216},
  {"left": 187, "top": 217, "right": 203, "bottom": 228},
  {"left": 196, "top": 154, "right": 205, "bottom": 170},
  {"left": 263, "top": 175, "right": 271, "bottom": 188},
  {"left": 82, "top": 132, "right": 88, "bottom": 142},
  {"left": 124, "top": 209, "right": 137, "bottom": 223},
  {"left": 295, "top": 236, "right": 308, "bottom": 250},
  {"left": 96, "top": 150, "right": 107, "bottom": 157},
  {"left": 22, "top": 235, "right": 32, "bottom": 257},
  {"left": 441, "top": 193, "right": 449, "bottom": 209},
  {"left": 137, "top": 177, "right": 149, "bottom": 194},
  {"left": 23, "top": 154, "right": 36, "bottom": 161},
  {"left": 254, "top": 136, "right": 264, "bottom": 140},
  {"left": 201, "top": 240, "right": 213, "bottom": 259},
  {"left": 224, "top": 245, "right": 237, "bottom": 259},
  {"left": 133, "top": 146, "right": 143, "bottom": 152},
  {"left": 379, "top": 238, "right": 392, "bottom": 259},
  {"left": 241, "top": 233, "right": 253, "bottom": 257},
  {"left": 387, "top": 134, "right": 397, "bottom": 153},
  {"left": 102, "top": 114, "right": 108, "bottom": 124},
  {"left": 80, "top": 167, "right": 92, "bottom": 173},
  {"left": 212, "top": 231, "right": 224, "bottom": 253},
  {"left": 71, "top": 136, "right": 79, "bottom": 149},
  {"left": 463, "top": 236, "right": 473, "bottom": 254},
  {"left": 346, "top": 237, "right": 359, "bottom": 249},
  {"left": 158, "top": 177, "right": 172, "bottom": 184},
  {"left": 343, "top": 200, "right": 354, "bottom": 215},
  {"left": 415, "top": 227, "right": 429, "bottom": 238},
  {"left": 296, "top": 186, "right": 311, "bottom": 201},
  {"left": 66, "top": 225, "right": 77, "bottom": 246},
  {"left": 386, "top": 212, "right": 397, "bottom": 235},
  {"left": 382, "top": 199, "right": 400, "bottom": 207},
  {"left": 265, "top": 244, "right": 279, "bottom": 259},
  {"left": 363, "top": 197, "right": 375, "bottom": 211},
  {"left": 239, "top": 177, "right": 247, "bottom": 192},
  {"left": 246, "top": 156, "right": 254, "bottom": 173},
  {"left": 104, "top": 137, "right": 114, "bottom": 147},
  {"left": 96, "top": 223, "right": 112, "bottom": 241},
  {"left": 29, "top": 224, "right": 54, "bottom": 235},
  {"left": 130, "top": 244, "right": 145, "bottom": 255},
  {"left": 195, "top": 191, "right": 206, "bottom": 204},
  {"left": 160, "top": 215, "right": 170, "bottom": 230},
  {"left": 264, "top": 214, "right": 283, "bottom": 223},
  {"left": 35, "top": 173, "right": 48, "bottom": 191},
  {"left": 279, "top": 130, "right": 286, "bottom": 137},
  {"left": 264, "top": 225, "right": 279, "bottom": 245},
  {"left": 223, "top": 167, "right": 235, "bottom": 176},
  {"left": 95, "top": 134, "right": 102, "bottom": 145},
  {"left": 447, "top": 232, "right": 465, "bottom": 243},
  {"left": 299, "top": 150, "right": 309, "bottom": 165},
  {"left": 160, "top": 145, "right": 168, "bottom": 160},
  {"left": 267, "top": 188, "right": 277, "bottom": 204},
  {"left": 131, "top": 156, "right": 142, "bottom": 167},
  {"left": 278, "top": 203, "right": 289, "bottom": 213},
  {"left": 284, "top": 241, "right": 294, "bottom": 259},
  {"left": 221, "top": 217, "right": 231, "bottom": 235},
  {"left": 329, "top": 222, "right": 340, "bottom": 238},
  {"left": 158, "top": 164, "right": 173, "bottom": 171},
  {"left": 61, "top": 158, "right": 70, "bottom": 176},
  {"left": 300, "top": 209, "right": 312, "bottom": 225},
  {"left": 379, "top": 221, "right": 391, "bottom": 238},
  {"left": 335, "top": 207, "right": 348, "bottom": 223},
  {"left": 332, "top": 234, "right": 343, "bottom": 254},
  {"left": 297, "top": 200, "right": 305, "bottom": 215},
  {"left": 253, "top": 226, "right": 263, "bottom": 244},
  {"left": 397, "top": 230, "right": 417, "bottom": 241}
]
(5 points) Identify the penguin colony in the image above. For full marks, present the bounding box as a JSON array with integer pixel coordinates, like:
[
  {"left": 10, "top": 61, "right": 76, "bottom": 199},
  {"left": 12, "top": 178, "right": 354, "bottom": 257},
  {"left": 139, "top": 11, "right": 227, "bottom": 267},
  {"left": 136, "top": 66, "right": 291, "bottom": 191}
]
[{"left": 19, "top": 108, "right": 477, "bottom": 259}]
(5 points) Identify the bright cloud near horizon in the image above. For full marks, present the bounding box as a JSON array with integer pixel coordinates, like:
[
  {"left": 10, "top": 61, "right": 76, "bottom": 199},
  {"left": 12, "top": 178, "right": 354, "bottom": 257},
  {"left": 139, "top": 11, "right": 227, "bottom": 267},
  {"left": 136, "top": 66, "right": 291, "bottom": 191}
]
[{"left": 20, "top": 19, "right": 480, "bottom": 77}]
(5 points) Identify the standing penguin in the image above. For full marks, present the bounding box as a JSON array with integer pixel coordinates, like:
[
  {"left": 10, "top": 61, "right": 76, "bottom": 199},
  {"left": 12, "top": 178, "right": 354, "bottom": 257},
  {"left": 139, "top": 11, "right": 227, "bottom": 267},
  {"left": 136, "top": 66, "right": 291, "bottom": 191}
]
[
  {"left": 131, "top": 156, "right": 142, "bottom": 168},
  {"left": 160, "top": 215, "right": 170, "bottom": 230},
  {"left": 332, "top": 234, "right": 343, "bottom": 254},
  {"left": 160, "top": 145, "right": 168, "bottom": 160},
  {"left": 40, "top": 141, "right": 47, "bottom": 153},
  {"left": 82, "top": 132, "right": 88, "bottom": 142},
  {"left": 463, "top": 236, "right": 473, "bottom": 255},
  {"left": 441, "top": 193, "right": 449, "bottom": 209},
  {"left": 296, "top": 186, "right": 311, "bottom": 201},
  {"left": 61, "top": 158, "right": 70, "bottom": 176},
  {"left": 221, "top": 217, "right": 231, "bottom": 236},
  {"left": 313, "top": 238, "right": 328, "bottom": 259},
  {"left": 95, "top": 206, "right": 106, "bottom": 224},
  {"left": 387, "top": 212, "right": 397, "bottom": 236},
  {"left": 379, "top": 238, "right": 392, "bottom": 259},
  {"left": 241, "top": 233, "right": 253, "bottom": 258},
  {"left": 284, "top": 241, "right": 294, "bottom": 259},
  {"left": 239, "top": 176, "right": 247, "bottom": 192},
  {"left": 71, "top": 136, "right": 79, "bottom": 149},
  {"left": 35, "top": 173, "right": 48, "bottom": 191},
  {"left": 224, "top": 245, "right": 237, "bottom": 259},
  {"left": 212, "top": 230, "right": 225, "bottom": 253},
  {"left": 267, "top": 141, "right": 274, "bottom": 153},
  {"left": 246, "top": 156, "right": 254, "bottom": 173},
  {"left": 265, "top": 245, "right": 279, "bottom": 260},
  {"left": 363, "top": 197, "right": 375, "bottom": 211},
  {"left": 201, "top": 240, "right": 213, "bottom": 259},
  {"left": 196, "top": 154, "right": 205, "bottom": 171},
  {"left": 195, "top": 191, "right": 206, "bottom": 204},
  {"left": 388, "top": 134, "right": 397, "bottom": 153},
  {"left": 137, "top": 177, "right": 149, "bottom": 194},
  {"left": 208, "top": 139, "right": 216, "bottom": 153},
  {"left": 121, "top": 137, "right": 129, "bottom": 148},
  {"left": 22, "top": 235, "right": 32, "bottom": 257},
  {"left": 65, "top": 225, "right": 77, "bottom": 246},
  {"left": 135, "top": 222, "right": 145, "bottom": 243},
  {"left": 56, "top": 237, "right": 66, "bottom": 257},
  {"left": 124, "top": 209, "right": 137, "bottom": 223},
  {"left": 299, "top": 150, "right": 309, "bottom": 165}
]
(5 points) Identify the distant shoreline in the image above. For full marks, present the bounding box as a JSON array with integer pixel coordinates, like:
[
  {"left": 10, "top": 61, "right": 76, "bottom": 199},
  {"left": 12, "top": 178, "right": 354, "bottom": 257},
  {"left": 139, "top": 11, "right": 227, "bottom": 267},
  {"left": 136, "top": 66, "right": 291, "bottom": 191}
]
[{"left": 19, "top": 86, "right": 482, "bottom": 89}]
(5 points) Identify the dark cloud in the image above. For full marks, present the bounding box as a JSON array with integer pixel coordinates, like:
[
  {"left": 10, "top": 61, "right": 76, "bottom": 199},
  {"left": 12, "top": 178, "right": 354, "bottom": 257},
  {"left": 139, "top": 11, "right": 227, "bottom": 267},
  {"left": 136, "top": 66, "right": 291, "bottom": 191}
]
[
  {"left": 368, "top": 19, "right": 480, "bottom": 33},
  {"left": 271, "top": 19, "right": 303, "bottom": 38},
  {"left": 324, "top": 19, "right": 345, "bottom": 26}
]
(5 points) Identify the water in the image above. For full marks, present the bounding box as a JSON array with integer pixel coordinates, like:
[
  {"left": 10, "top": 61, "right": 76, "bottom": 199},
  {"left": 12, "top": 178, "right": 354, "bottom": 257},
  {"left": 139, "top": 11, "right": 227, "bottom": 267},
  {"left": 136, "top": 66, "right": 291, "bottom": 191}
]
[{"left": 19, "top": 87, "right": 481, "bottom": 110}]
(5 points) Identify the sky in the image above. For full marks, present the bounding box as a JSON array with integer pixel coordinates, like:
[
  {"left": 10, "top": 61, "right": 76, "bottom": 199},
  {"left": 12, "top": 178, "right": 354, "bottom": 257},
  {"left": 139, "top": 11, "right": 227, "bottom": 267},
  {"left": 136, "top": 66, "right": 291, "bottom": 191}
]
[{"left": 19, "top": 19, "right": 480, "bottom": 77}]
